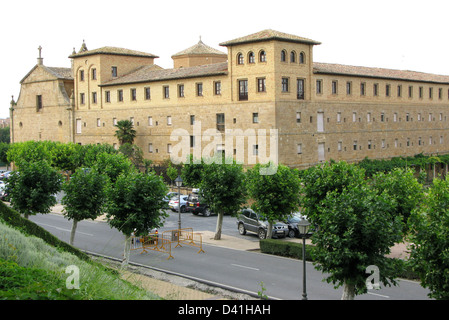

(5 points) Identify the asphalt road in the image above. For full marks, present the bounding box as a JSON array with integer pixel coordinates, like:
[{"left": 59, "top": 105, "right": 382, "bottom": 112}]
[{"left": 29, "top": 210, "right": 430, "bottom": 300}]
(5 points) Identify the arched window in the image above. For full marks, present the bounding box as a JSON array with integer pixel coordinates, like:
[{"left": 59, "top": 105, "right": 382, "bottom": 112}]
[
  {"left": 259, "top": 50, "right": 266, "bottom": 62},
  {"left": 281, "top": 50, "right": 287, "bottom": 62},
  {"left": 290, "top": 51, "right": 296, "bottom": 63},
  {"left": 237, "top": 53, "right": 244, "bottom": 65},
  {"left": 299, "top": 52, "right": 305, "bottom": 64},
  {"left": 248, "top": 52, "right": 255, "bottom": 64}
]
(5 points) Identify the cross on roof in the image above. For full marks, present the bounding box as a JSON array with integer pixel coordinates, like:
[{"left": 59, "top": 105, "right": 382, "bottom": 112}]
[{"left": 38, "top": 45, "right": 42, "bottom": 58}]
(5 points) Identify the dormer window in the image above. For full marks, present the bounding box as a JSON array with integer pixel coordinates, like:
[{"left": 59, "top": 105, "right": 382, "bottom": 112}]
[
  {"left": 281, "top": 50, "right": 287, "bottom": 62},
  {"left": 248, "top": 52, "right": 255, "bottom": 64},
  {"left": 237, "top": 53, "right": 244, "bottom": 65},
  {"left": 259, "top": 50, "right": 266, "bottom": 62},
  {"left": 290, "top": 51, "right": 296, "bottom": 63},
  {"left": 299, "top": 52, "right": 305, "bottom": 64}
]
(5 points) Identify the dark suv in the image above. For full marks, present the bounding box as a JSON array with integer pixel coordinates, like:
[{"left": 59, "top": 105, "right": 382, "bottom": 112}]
[
  {"left": 237, "top": 208, "right": 288, "bottom": 239},
  {"left": 185, "top": 192, "right": 212, "bottom": 216}
]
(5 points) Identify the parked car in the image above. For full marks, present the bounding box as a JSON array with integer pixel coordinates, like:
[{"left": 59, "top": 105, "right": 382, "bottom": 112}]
[
  {"left": 163, "top": 192, "right": 180, "bottom": 208},
  {"left": 0, "top": 171, "right": 11, "bottom": 180},
  {"left": 237, "top": 208, "right": 288, "bottom": 239},
  {"left": 185, "top": 192, "right": 212, "bottom": 216},
  {"left": 284, "top": 212, "right": 315, "bottom": 238},
  {"left": 0, "top": 181, "right": 9, "bottom": 201},
  {"left": 169, "top": 195, "right": 188, "bottom": 212}
]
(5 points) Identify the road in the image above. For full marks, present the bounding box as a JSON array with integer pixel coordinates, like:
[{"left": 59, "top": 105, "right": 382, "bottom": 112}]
[{"left": 29, "top": 210, "right": 430, "bottom": 300}]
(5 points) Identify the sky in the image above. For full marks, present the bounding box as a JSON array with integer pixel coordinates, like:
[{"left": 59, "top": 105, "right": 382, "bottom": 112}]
[{"left": 2, "top": 0, "right": 449, "bottom": 119}]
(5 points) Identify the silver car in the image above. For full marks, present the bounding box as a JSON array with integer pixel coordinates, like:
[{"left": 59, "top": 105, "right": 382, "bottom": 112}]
[
  {"left": 237, "top": 208, "right": 288, "bottom": 239},
  {"left": 169, "top": 195, "right": 188, "bottom": 212}
]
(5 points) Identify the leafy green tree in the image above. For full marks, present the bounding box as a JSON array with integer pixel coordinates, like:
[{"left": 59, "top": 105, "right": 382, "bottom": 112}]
[
  {"left": 50, "top": 142, "right": 83, "bottom": 177},
  {"left": 371, "top": 167, "right": 424, "bottom": 231},
  {"left": 79, "top": 143, "right": 118, "bottom": 168},
  {"left": 180, "top": 155, "right": 205, "bottom": 187},
  {"left": 7, "top": 141, "right": 53, "bottom": 168},
  {"left": 92, "top": 152, "right": 135, "bottom": 185},
  {"left": 408, "top": 176, "right": 449, "bottom": 300},
  {"left": 0, "top": 142, "right": 10, "bottom": 165},
  {"left": 300, "top": 161, "right": 404, "bottom": 299},
  {"left": 246, "top": 163, "right": 301, "bottom": 239},
  {"left": 0, "top": 126, "right": 10, "bottom": 143},
  {"left": 106, "top": 171, "right": 168, "bottom": 268},
  {"left": 61, "top": 168, "right": 108, "bottom": 245},
  {"left": 114, "top": 120, "right": 137, "bottom": 146},
  {"left": 118, "top": 143, "right": 152, "bottom": 171},
  {"left": 166, "top": 162, "right": 178, "bottom": 185},
  {"left": 199, "top": 158, "right": 247, "bottom": 240},
  {"left": 8, "top": 160, "right": 62, "bottom": 219}
]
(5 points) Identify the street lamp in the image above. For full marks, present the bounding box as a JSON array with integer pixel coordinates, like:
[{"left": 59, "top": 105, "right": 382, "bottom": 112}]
[
  {"left": 175, "top": 176, "right": 183, "bottom": 231},
  {"left": 297, "top": 218, "right": 311, "bottom": 300}
]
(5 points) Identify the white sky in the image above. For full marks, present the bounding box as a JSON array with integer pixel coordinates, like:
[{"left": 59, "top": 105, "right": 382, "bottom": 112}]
[{"left": 2, "top": 0, "right": 449, "bottom": 119}]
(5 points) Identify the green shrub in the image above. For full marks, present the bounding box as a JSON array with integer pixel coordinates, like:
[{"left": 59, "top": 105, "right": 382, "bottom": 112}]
[{"left": 260, "top": 239, "right": 315, "bottom": 261}]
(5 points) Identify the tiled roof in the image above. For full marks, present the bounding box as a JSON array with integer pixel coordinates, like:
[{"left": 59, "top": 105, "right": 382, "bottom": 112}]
[
  {"left": 47, "top": 67, "right": 73, "bottom": 80},
  {"left": 69, "top": 46, "right": 159, "bottom": 59},
  {"left": 172, "top": 40, "right": 227, "bottom": 57},
  {"left": 219, "top": 29, "right": 321, "bottom": 46},
  {"left": 313, "top": 62, "right": 449, "bottom": 84},
  {"left": 100, "top": 62, "right": 228, "bottom": 87}
]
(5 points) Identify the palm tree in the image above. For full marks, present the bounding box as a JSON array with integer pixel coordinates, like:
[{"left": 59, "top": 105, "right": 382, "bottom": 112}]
[{"left": 114, "top": 120, "right": 137, "bottom": 145}]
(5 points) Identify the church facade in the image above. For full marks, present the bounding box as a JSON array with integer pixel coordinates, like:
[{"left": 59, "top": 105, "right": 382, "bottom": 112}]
[{"left": 10, "top": 30, "right": 449, "bottom": 169}]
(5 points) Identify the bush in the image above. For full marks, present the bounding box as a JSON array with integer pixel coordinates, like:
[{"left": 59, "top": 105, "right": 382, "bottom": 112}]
[
  {"left": 0, "top": 201, "right": 89, "bottom": 261},
  {"left": 259, "top": 239, "right": 315, "bottom": 261}
]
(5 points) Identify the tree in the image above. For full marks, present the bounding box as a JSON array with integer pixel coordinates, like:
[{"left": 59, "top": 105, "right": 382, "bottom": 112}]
[
  {"left": 180, "top": 155, "right": 205, "bottom": 187},
  {"left": 246, "top": 163, "right": 301, "bottom": 239},
  {"left": 114, "top": 120, "right": 137, "bottom": 146},
  {"left": 106, "top": 171, "right": 168, "bottom": 268},
  {"left": 92, "top": 152, "right": 136, "bottom": 185},
  {"left": 300, "top": 161, "right": 404, "bottom": 299},
  {"left": 199, "top": 158, "right": 247, "bottom": 240},
  {"left": 61, "top": 168, "right": 107, "bottom": 245},
  {"left": 166, "top": 162, "right": 178, "bottom": 186},
  {"left": 371, "top": 167, "right": 424, "bottom": 231},
  {"left": 118, "top": 143, "right": 152, "bottom": 171},
  {"left": 408, "top": 176, "right": 449, "bottom": 299},
  {"left": 8, "top": 160, "right": 62, "bottom": 219}
]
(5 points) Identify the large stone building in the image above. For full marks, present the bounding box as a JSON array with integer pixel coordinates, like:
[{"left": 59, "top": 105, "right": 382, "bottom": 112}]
[{"left": 10, "top": 30, "right": 449, "bottom": 169}]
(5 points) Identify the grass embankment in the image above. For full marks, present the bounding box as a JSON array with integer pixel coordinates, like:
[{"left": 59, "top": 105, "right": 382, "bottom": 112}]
[{"left": 0, "top": 202, "right": 160, "bottom": 300}]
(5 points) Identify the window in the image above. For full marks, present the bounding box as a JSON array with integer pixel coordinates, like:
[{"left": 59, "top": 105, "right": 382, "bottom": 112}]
[
  {"left": 80, "top": 70, "right": 84, "bottom": 81},
  {"left": 76, "top": 119, "right": 82, "bottom": 134},
  {"left": 113, "top": 118, "right": 117, "bottom": 126},
  {"left": 196, "top": 83, "right": 203, "bottom": 96},
  {"left": 297, "top": 79, "right": 305, "bottom": 100},
  {"left": 92, "top": 68, "right": 97, "bottom": 80},
  {"left": 167, "top": 116, "right": 172, "bottom": 126},
  {"left": 353, "top": 112, "right": 357, "bottom": 122},
  {"left": 259, "top": 50, "right": 266, "bottom": 62},
  {"left": 148, "top": 116, "right": 153, "bottom": 126},
  {"left": 374, "top": 84, "right": 379, "bottom": 96},
  {"left": 145, "top": 87, "right": 151, "bottom": 100},
  {"left": 393, "top": 113, "right": 397, "bottom": 122},
  {"left": 332, "top": 81, "right": 338, "bottom": 94},
  {"left": 36, "top": 95, "right": 43, "bottom": 111},
  {"left": 92, "top": 92, "right": 97, "bottom": 104},
  {"left": 97, "top": 118, "right": 101, "bottom": 127},
  {"left": 346, "top": 82, "right": 352, "bottom": 95},
  {"left": 163, "top": 86, "right": 169, "bottom": 99},
  {"left": 239, "top": 80, "right": 248, "bottom": 101},
  {"left": 131, "top": 89, "right": 137, "bottom": 101},
  {"left": 253, "top": 145, "right": 259, "bottom": 156},
  {"left": 296, "top": 112, "right": 301, "bottom": 123},
  {"left": 190, "top": 115, "right": 195, "bottom": 125},
  {"left": 361, "top": 82, "right": 366, "bottom": 96},
  {"left": 80, "top": 93, "right": 85, "bottom": 105},
  {"left": 190, "top": 136, "right": 195, "bottom": 148},
  {"left": 112, "top": 66, "right": 118, "bottom": 78},
  {"left": 429, "top": 87, "right": 433, "bottom": 99},
  {"left": 167, "top": 144, "right": 172, "bottom": 154},
  {"left": 337, "top": 112, "right": 341, "bottom": 123},
  {"left": 130, "top": 117, "right": 134, "bottom": 125},
  {"left": 216, "top": 113, "right": 225, "bottom": 132},
  {"left": 439, "top": 88, "right": 443, "bottom": 99},
  {"left": 117, "top": 90, "right": 123, "bottom": 102},
  {"left": 406, "top": 113, "right": 410, "bottom": 122},
  {"left": 237, "top": 53, "right": 244, "bottom": 65},
  {"left": 317, "top": 112, "right": 324, "bottom": 132},
  {"left": 290, "top": 51, "right": 296, "bottom": 63},
  {"left": 214, "top": 81, "right": 221, "bottom": 95},
  {"left": 397, "top": 85, "right": 402, "bottom": 97},
  {"left": 105, "top": 91, "right": 111, "bottom": 103},
  {"left": 248, "top": 52, "right": 255, "bottom": 64},
  {"left": 338, "top": 141, "right": 342, "bottom": 151},
  {"left": 418, "top": 113, "right": 421, "bottom": 121},
  {"left": 148, "top": 143, "right": 153, "bottom": 153},
  {"left": 367, "top": 112, "right": 371, "bottom": 122},
  {"left": 178, "top": 84, "right": 185, "bottom": 97},
  {"left": 299, "top": 52, "right": 305, "bottom": 64},
  {"left": 353, "top": 141, "right": 358, "bottom": 151},
  {"left": 386, "top": 84, "right": 390, "bottom": 97},
  {"left": 419, "top": 87, "right": 423, "bottom": 98},
  {"left": 297, "top": 143, "right": 302, "bottom": 154},
  {"left": 282, "top": 78, "right": 289, "bottom": 92},
  {"left": 316, "top": 80, "right": 322, "bottom": 94},
  {"left": 368, "top": 140, "right": 372, "bottom": 150},
  {"left": 409, "top": 86, "right": 413, "bottom": 98},
  {"left": 257, "top": 78, "right": 266, "bottom": 92},
  {"left": 252, "top": 113, "right": 259, "bottom": 123},
  {"left": 281, "top": 50, "right": 287, "bottom": 62},
  {"left": 381, "top": 112, "right": 385, "bottom": 122}
]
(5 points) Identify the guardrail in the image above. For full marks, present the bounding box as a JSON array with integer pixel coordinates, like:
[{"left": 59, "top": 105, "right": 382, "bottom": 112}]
[
  {"left": 162, "top": 228, "right": 205, "bottom": 254},
  {"left": 130, "top": 232, "right": 174, "bottom": 260}
]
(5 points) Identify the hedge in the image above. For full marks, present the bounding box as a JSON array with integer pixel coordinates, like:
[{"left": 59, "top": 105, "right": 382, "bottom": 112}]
[
  {"left": 260, "top": 238, "right": 315, "bottom": 261},
  {"left": 0, "top": 201, "right": 89, "bottom": 261}
]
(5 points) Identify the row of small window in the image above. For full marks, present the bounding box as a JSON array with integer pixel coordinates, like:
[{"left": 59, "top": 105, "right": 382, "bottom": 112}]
[
  {"left": 238, "top": 78, "right": 305, "bottom": 100},
  {"left": 319, "top": 80, "right": 449, "bottom": 100},
  {"left": 296, "top": 136, "right": 446, "bottom": 155},
  {"left": 79, "top": 67, "right": 118, "bottom": 81},
  {"left": 236, "top": 50, "right": 306, "bottom": 65}
]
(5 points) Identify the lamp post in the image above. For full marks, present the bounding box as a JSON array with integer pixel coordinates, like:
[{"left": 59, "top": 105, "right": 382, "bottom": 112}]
[
  {"left": 175, "top": 176, "right": 183, "bottom": 231},
  {"left": 297, "top": 218, "right": 311, "bottom": 300}
]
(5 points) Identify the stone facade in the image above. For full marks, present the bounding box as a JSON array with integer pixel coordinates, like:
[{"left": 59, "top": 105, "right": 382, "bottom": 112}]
[{"left": 11, "top": 29, "right": 449, "bottom": 169}]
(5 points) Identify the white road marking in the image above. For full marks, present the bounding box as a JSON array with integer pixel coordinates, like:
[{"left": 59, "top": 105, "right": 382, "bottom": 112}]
[
  {"left": 231, "top": 263, "right": 259, "bottom": 271},
  {"left": 35, "top": 222, "right": 93, "bottom": 236}
]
